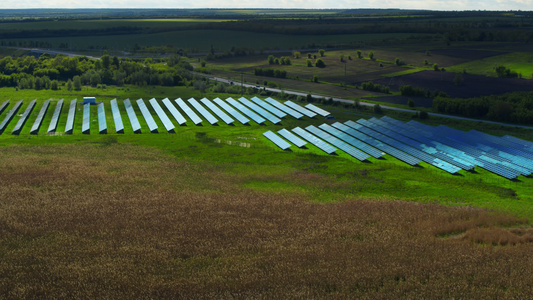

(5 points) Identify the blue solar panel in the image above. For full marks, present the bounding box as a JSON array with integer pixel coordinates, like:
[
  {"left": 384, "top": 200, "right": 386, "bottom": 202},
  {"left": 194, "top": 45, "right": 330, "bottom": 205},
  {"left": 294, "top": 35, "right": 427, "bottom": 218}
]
[
  {"left": 238, "top": 97, "right": 281, "bottom": 124},
  {"left": 12, "top": 99, "right": 36, "bottom": 135},
  {"left": 47, "top": 99, "right": 63, "bottom": 134},
  {"left": 292, "top": 126, "right": 337, "bottom": 154},
  {"left": 353, "top": 119, "right": 461, "bottom": 174},
  {"left": 0, "top": 100, "right": 23, "bottom": 134},
  {"left": 201, "top": 98, "right": 234, "bottom": 125},
  {"left": 65, "top": 99, "right": 77, "bottom": 134},
  {"left": 30, "top": 99, "right": 50, "bottom": 135},
  {"left": 264, "top": 97, "right": 303, "bottom": 119},
  {"left": 318, "top": 123, "right": 385, "bottom": 159},
  {"left": 82, "top": 103, "right": 90, "bottom": 134},
  {"left": 284, "top": 101, "right": 317, "bottom": 118},
  {"left": 213, "top": 98, "right": 250, "bottom": 125},
  {"left": 0, "top": 99, "right": 9, "bottom": 116},
  {"left": 251, "top": 96, "right": 286, "bottom": 118},
  {"left": 123, "top": 98, "right": 141, "bottom": 133},
  {"left": 226, "top": 97, "right": 265, "bottom": 125},
  {"left": 277, "top": 128, "right": 307, "bottom": 148},
  {"left": 97, "top": 103, "right": 107, "bottom": 134},
  {"left": 263, "top": 130, "right": 291, "bottom": 150},
  {"left": 306, "top": 125, "right": 369, "bottom": 161},
  {"left": 503, "top": 135, "right": 533, "bottom": 153},
  {"left": 137, "top": 98, "right": 158, "bottom": 133},
  {"left": 188, "top": 98, "right": 218, "bottom": 125},
  {"left": 162, "top": 98, "right": 187, "bottom": 125},
  {"left": 305, "top": 104, "right": 330, "bottom": 117},
  {"left": 368, "top": 117, "right": 474, "bottom": 171},
  {"left": 110, "top": 99, "right": 124, "bottom": 134},
  {"left": 149, "top": 98, "right": 175, "bottom": 133},
  {"left": 332, "top": 122, "right": 420, "bottom": 166},
  {"left": 175, "top": 98, "right": 203, "bottom": 125}
]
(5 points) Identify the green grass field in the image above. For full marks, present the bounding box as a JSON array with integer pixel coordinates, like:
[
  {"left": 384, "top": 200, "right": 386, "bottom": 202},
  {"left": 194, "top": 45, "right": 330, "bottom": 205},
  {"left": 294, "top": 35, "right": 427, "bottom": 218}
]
[{"left": 448, "top": 52, "right": 533, "bottom": 78}]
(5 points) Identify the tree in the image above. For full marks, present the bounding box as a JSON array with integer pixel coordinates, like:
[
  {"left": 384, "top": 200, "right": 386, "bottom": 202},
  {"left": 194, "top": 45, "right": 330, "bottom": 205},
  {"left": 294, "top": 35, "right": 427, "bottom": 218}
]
[
  {"left": 408, "top": 99, "right": 415, "bottom": 107},
  {"left": 315, "top": 58, "right": 326, "bottom": 68},
  {"left": 319, "top": 49, "right": 325, "bottom": 57},
  {"left": 373, "top": 104, "right": 383, "bottom": 114},
  {"left": 433, "top": 63, "right": 439, "bottom": 71},
  {"left": 339, "top": 54, "right": 345, "bottom": 62},
  {"left": 73, "top": 75, "right": 82, "bottom": 91},
  {"left": 306, "top": 59, "right": 313, "bottom": 67},
  {"left": 67, "top": 79, "right": 73, "bottom": 91},
  {"left": 267, "top": 55, "right": 275, "bottom": 65},
  {"left": 51, "top": 80, "right": 59, "bottom": 90},
  {"left": 312, "top": 75, "right": 319, "bottom": 83},
  {"left": 293, "top": 51, "right": 301, "bottom": 59},
  {"left": 368, "top": 51, "right": 375, "bottom": 60},
  {"left": 356, "top": 50, "right": 362, "bottom": 59}
]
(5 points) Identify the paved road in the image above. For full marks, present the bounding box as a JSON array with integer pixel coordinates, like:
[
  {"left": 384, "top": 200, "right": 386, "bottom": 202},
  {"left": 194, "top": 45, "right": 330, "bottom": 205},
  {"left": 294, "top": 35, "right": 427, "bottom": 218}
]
[{"left": 205, "top": 74, "right": 533, "bottom": 130}]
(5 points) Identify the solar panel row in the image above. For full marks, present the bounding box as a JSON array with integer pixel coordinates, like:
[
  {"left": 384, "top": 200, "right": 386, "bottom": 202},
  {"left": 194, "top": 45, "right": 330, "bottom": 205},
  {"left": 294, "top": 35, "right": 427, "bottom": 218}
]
[
  {"left": 0, "top": 100, "right": 23, "bottom": 134},
  {"left": 214, "top": 98, "right": 250, "bottom": 125},
  {"left": 284, "top": 101, "right": 317, "bottom": 118},
  {"left": 277, "top": 128, "right": 307, "bottom": 148},
  {"left": 0, "top": 99, "right": 9, "bottom": 116},
  {"left": 201, "top": 98, "right": 234, "bottom": 125},
  {"left": 82, "top": 103, "right": 91, "bottom": 134},
  {"left": 292, "top": 126, "right": 337, "bottom": 154},
  {"left": 305, "top": 103, "right": 330, "bottom": 117},
  {"left": 47, "top": 99, "right": 63, "bottom": 134},
  {"left": 176, "top": 98, "right": 202, "bottom": 125},
  {"left": 12, "top": 99, "right": 37, "bottom": 135},
  {"left": 162, "top": 98, "right": 187, "bottom": 126},
  {"left": 123, "top": 98, "right": 141, "bottom": 133},
  {"left": 30, "top": 99, "right": 50, "bottom": 135},
  {"left": 98, "top": 103, "right": 107, "bottom": 134},
  {"left": 137, "top": 99, "right": 158, "bottom": 133},
  {"left": 264, "top": 97, "right": 303, "bottom": 119},
  {"left": 226, "top": 97, "right": 265, "bottom": 124},
  {"left": 188, "top": 98, "right": 218, "bottom": 125},
  {"left": 238, "top": 97, "right": 281, "bottom": 124},
  {"left": 318, "top": 123, "right": 385, "bottom": 159},
  {"left": 263, "top": 130, "right": 291, "bottom": 150},
  {"left": 65, "top": 99, "right": 77, "bottom": 134},
  {"left": 251, "top": 96, "right": 286, "bottom": 118},
  {"left": 149, "top": 98, "right": 175, "bottom": 133},
  {"left": 305, "top": 125, "right": 369, "bottom": 161},
  {"left": 110, "top": 99, "right": 124, "bottom": 134}
]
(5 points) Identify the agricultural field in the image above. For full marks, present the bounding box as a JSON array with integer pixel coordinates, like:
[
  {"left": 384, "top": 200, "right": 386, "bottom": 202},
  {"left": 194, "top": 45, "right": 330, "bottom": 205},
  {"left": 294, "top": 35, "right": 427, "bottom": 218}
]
[{"left": 1, "top": 8, "right": 533, "bottom": 298}]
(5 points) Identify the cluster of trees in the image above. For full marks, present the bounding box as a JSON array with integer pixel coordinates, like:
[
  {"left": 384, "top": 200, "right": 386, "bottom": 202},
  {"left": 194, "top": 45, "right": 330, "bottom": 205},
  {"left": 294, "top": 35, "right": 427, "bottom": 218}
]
[
  {"left": 495, "top": 65, "right": 521, "bottom": 78},
  {"left": 267, "top": 55, "right": 291, "bottom": 65},
  {"left": 360, "top": 81, "right": 390, "bottom": 94},
  {"left": 0, "top": 52, "right": 195, "bottom": 90},
  {"left": 400, "top": 85, "right": 448, "bottom": 98},
  {"left": 254, "top": 68, "right": 287, "bottom": 78},
  {"left": 433, "top": 91, "right": 533, "bottom": 124}
]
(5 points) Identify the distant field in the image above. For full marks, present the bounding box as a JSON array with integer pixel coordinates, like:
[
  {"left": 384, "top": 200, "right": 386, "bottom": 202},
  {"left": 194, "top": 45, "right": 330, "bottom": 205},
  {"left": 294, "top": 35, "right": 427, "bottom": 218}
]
[
  {"left": 1, "top": 31, "right": 430, "bottom": 52},
  {"left": 448, "top": 52, "right": 533, "bottom": 78}
]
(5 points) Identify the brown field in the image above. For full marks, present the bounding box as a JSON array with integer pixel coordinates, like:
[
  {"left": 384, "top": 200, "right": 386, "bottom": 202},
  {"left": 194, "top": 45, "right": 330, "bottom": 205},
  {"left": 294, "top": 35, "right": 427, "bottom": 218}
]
[{"left": 1, "top": 143, "right": 533, "bottom": 298}]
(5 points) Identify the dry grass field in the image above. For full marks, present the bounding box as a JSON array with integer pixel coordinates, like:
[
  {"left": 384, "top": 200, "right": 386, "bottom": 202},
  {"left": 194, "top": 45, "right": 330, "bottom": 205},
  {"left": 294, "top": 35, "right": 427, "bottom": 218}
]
[{"left": 1, "top": 143, "right": 533, "bottom": 298}]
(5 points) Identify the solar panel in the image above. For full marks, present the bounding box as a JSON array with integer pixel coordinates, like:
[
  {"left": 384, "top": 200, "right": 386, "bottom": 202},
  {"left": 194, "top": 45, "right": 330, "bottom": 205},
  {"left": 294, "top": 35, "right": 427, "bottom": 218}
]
[
  {"left": 226, "top": 97, "right": 265, "bottom": 124},
  {"left": 110, "top": 99, "right": 124, "bottom": 134},
  {"left": 264, "top": 97, "right": 303, "bottom": 119},
  {"left": 284, "top": 101, "right": 317, "bottom": 118},
  {"left": 188, "top": 98, "right": 218, "bottom": 125},
  {"left": 318, "top": 123, "right": 385, "bottom": 158},
  {"left": 278, "top": 128, "right": 307, "bottom": 148},
  {"left": 353, "top": 119, "right": 461, "bottom": 174},
  {"left": 65, "top": 99, "right": 77, "bottom": 134},
  {"left": 30, "top": 99, "right": 50, "bottom": 135},
  {"left": 213, "top": 98, "right": 250, "bottom": 125},
  {"left": 305, "top": 103, "right": 330, "bottom": 117},
  {"left": 0, "top": 100, "right": 23, "bottom": 134},
  {"left": 175, "top": 98, "right": 202, "bottom": 125},
  {"left": 503, "top": 135, "right": 533, "bottom": 150},
  {"left": 124, "top": 98, "right": 142, "bottom": 133},
  {"left": 136, "top": 98, "right": 158, "bottom": 133},
  {"left": 306, "top": 125, "right": 369, "bottom": 161},
  {"left": 149, "top": 98, "right": 175, "bottom": 133},
  {"left": 98, "top": 103, "right": 107, "bottom": 134},
  {"left": 47, "top": 99, "right": 63, "bottom": 134},
  {"left": 200, "top": 98, "right": 234, "bottom": 125},
  {"left": 251, "top": 96, "right": 286, "bottom": 118},
  {"left": 0, "top": 99, "right": 9, "bottom": 116},
  {"left": 263, "top": 130, "right": 291, "bottom": 150},
  {"left": 82, "top": 103, "right": 90, "bottom": 134},
  {"left": 12, "top": 99, "right": 36, "bottom": 135},
  {"left": 292, "top": 126, "right": 337, "bottom": 154},
  {"left": 162, "top": 98, "right": 187, "bottom": 125},
  {"left": 237, "top": 97, "right": 281, "bottom": 124},
  {"left": 332, "top": 122, "right": 421, "bottom": 166}
]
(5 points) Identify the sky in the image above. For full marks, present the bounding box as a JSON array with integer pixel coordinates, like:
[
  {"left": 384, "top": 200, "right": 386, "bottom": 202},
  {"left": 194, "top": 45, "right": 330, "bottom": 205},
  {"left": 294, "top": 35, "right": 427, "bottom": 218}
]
[{"left": 0, "top": 0, "right": 532, "bottom": 11}]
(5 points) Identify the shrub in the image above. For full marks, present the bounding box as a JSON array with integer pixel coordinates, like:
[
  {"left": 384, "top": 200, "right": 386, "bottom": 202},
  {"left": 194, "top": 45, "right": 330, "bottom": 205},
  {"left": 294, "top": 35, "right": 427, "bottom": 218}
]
[{"left": 315, "top": 59, "right": 326, "bottom": 68}]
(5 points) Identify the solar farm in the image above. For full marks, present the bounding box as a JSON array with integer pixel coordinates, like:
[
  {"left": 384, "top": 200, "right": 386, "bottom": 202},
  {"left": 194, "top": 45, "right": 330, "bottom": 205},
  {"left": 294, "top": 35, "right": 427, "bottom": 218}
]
[{"left": 1, "top": 96, "right": 532, "bottom": 181}]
